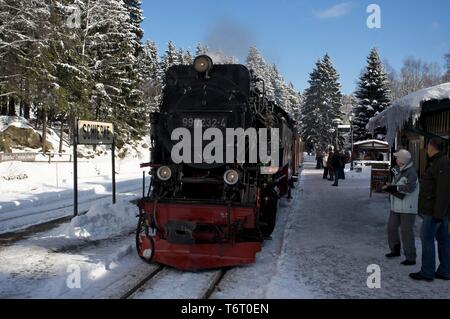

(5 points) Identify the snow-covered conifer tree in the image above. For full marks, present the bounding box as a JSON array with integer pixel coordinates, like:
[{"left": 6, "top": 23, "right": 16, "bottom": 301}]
[
  {"left": 354, "top": 48, "right": 391, "bottom": 141},
  {"left": 245, "top": 47, "right": 274, "bottom": 99},
  {"left": 301, "top": 55, "right": 344, "bottom": 151},
  {"left": 161, "top": 41, "right": 181, "bottom": 72}
]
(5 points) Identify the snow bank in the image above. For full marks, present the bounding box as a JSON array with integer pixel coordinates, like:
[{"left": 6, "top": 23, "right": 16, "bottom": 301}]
[
  {"left": 0, "top": 116, "right": 34, "bottom": 132},
  {"left": 367, "top": 82, "right": 450, "bottom": 146},
  {"left": 62, "top": 199, "right": 137, "bottom": 241}
]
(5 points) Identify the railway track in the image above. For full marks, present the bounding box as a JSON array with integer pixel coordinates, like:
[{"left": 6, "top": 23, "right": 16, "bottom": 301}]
[
  {"left": 118, "top": 263, "right": 230, "bottom": 299},
  {"left": 119, "top": 265, "right": 166, "bottom": 299},
  {"left": 0, "top": 186, "right": 142, "bottom": 224},
  {"left": 0, "top": 186, "right": 143, "bottom": 245},
  {"left": 201, "top": 268, "right": 229, "bottom": 299},
  {"left": 0, "top": 215, "right": 76, "bottom": 246}
]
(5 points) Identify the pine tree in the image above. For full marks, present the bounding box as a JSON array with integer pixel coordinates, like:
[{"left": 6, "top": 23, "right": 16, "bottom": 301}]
[
  {"left": 292, "top": 89, "right": 304, "bottom": 132},
  {"left": 0, "top": 0, "right": 59, "bottom": 149},
  {"left": 139, "top": 40, "right": 161, "bottom": 112},
  {"left": 301, "top": 59, "right": 323, "bottom": 151},
  {"left": 42, "top": 1, "right": 92, "bottom": 151},
  {"left": 321, "top": 54, "right": 344, "bottom": 130},
  {"left": 161, "top": 41, "right": 181, "bottom": 72},
  {"left": 83, "top": 0, "right": 145, "bottom": 141},
  {"left": 443, "top": 53, "right": 450, "bottom": 82},
  {"left": 245, "top": 47, "right": 274, "bottom": 99},
  {"left": 301, "top": 55, "right": 344, "bottom": 152},
  {"left": 0, "top": 0, "right": 151, "bottom": 149},
  {"left": 195, "top": 43, "right": 208, "bottom": 56},
  {"left": 354, "top": 48, "right": 391, "bottom": 141},
  {"left": 183, "top": 50, "right": 194, "bottom": 65},
  {"left": 270, "top": 64, "right": 288, "bottom": 109},
  {"left": 285, "top": 82, "right": 303, "bottom": 122},
  {"left": 0, "top": 0, "right": 51, "bottom": 119},
  {"left": 123, "top": 0, "right": 144, "bottom": 55},
  {"left": 140, "top": 41, "right": 160, "bottom": 83},
  {"left": 177, "top": 48, "right": 185, "bottom": 65},
  {"left": 246, "top": 47, "right": 302, "bottom": 118}
]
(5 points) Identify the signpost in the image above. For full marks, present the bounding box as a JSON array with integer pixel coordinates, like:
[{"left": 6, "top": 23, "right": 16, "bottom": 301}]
[{"left": 73, "top": 119, "right": 115, "bottom": 216}]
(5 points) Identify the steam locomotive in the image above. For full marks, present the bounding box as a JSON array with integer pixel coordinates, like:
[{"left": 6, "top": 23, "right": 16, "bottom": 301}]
[{"left": 136, "top": 55, "right": 304, "bottom": 270}]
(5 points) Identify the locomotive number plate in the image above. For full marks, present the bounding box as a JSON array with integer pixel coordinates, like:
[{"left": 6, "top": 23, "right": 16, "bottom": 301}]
[{"left": 181, "top": 116, "right": 227, "bottom": 129}]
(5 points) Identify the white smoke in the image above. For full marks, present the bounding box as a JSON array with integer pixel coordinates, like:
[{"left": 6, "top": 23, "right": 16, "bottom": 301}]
[{"left": 204, "top": 17, "right": 255, "bottom": 63}]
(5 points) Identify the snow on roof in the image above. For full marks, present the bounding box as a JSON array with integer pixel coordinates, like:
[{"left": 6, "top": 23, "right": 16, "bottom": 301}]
[
  {"left": 367, "top": 82, "right": 450, "bottom": 146},
  {"left": 354, "top": 139, "right": 389, "bottom": 146}
]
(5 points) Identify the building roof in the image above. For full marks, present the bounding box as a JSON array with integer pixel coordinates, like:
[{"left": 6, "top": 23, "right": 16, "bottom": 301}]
[
  {"left": 354, "top": 139, "right": 390, "bottom": 150},
  {"left": 367, "top": 82, "right": 450, "bottom": 146}
]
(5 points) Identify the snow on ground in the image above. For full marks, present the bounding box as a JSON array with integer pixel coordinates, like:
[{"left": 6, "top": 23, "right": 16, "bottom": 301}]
[
  {"left": 220, "top": 161, "right": 450, "bottom": 299},
  {"left": 0, "top": 155, "right": 150, "bottom": 234},
  {"left": 210, "top": 182, "right": 314, "bottom": 299},
  {"left": 0, "top": 233, "right": 154, "bottom": 299},
  {"left": 0, "top": 193, "right": 157, "bottom": 299},
  {"left": 1, "top": 158, "right": 449, "bottom": 299}
]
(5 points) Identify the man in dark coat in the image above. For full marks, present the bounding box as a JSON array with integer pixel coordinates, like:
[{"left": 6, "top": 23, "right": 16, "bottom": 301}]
[
  {"left": 316, "top": 151, "right": 323, "bottom": 169},
  {"left": 331, "top": 148, "right": 345, "bottom": 187},
  {"left": 410, "top": 138, "right": 450, "bottom": 281}
]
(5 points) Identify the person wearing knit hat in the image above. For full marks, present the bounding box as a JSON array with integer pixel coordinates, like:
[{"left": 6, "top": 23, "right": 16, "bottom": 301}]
[
  {"left": 383, "top": 149, "right": 419, "bottom": 266},
  {"left": 393, "top": 149, "right": 412, "bottom": 164}
]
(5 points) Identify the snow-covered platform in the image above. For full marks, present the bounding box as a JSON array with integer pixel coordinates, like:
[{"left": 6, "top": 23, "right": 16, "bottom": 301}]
[{"left": 264, "top": 161, "right": 450, "bottom": 298}]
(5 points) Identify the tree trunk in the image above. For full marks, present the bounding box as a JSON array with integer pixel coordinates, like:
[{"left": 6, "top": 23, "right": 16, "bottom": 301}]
[
  {"left": 24, "top": 102, "right": 31, "bottom": 119},
  {"left": 0, "top": 96, "right": 7, "bottom": 115},
  {"left": 42, "top": 108, "right": 47, "bottom": 154},
  {"left": 59, "top": 119, "right": 64, "bottom": 155},
  {"left": 8, "top": 97, "right": 16, "bottom": 116}
]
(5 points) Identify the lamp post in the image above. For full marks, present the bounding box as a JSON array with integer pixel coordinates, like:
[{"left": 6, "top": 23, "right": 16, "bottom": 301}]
[
  {"left": 348, "top": 112, "right": 355, "bottom": 171},
  {"left": 328, "top": 128, "right": 336, "bottom": 147},
  {"left": 332, "top": 119, "right": 343, "bottom": 148}
]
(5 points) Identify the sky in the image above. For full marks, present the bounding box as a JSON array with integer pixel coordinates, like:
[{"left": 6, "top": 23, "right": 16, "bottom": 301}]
[{"left": 141, "top": 0, "right": 450, "bottom": 94}]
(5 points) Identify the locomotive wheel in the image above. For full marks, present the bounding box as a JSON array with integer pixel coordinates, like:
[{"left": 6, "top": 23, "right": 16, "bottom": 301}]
[
  {"left": 136, "top": 215, "right": 155, "bottom": 264},
  {"left": 259, "top": 189, "right": 279, "bottom": 237}
]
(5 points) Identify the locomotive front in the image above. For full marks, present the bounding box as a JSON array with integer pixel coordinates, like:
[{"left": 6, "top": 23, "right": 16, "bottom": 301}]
[{"left": 136, "top": 55, "right": 295, "bottom": 270}]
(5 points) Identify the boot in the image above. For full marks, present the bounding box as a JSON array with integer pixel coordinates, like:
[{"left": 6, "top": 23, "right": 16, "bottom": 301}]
[
  {"left": 386, "top": 244, "right": 401, "bottom": 258},
  {"left": 401, "top": 260, "right": 416, "bottom": 266},
  {"left": 409, "top": 272, "right": 433, "bottom": 282},
  {"left": 435, "top": 273, "right": 450, "bottom": 280}
]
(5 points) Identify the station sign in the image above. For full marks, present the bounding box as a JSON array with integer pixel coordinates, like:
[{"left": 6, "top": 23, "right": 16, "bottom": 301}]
[{"left": 77, "top": 120, "right": 114, "bottom": 145}]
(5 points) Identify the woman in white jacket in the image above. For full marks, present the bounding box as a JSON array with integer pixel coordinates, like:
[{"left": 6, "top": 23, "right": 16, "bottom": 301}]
[{"left": 383, "top": 149, "right": 420, "bottom": 266}]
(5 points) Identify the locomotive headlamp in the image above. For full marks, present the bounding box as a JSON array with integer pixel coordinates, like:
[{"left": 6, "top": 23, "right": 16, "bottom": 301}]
[
  {"left": 157, "top": 166, "right": 172, "bottom": 181},
  {"left": 194, "top": 55, "right": 213, "bottom": 73},
  {"left": 224, "top": 169, "right": 239, "bottom": 186}
]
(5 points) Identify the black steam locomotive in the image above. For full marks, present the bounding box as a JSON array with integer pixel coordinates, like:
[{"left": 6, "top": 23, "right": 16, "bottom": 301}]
[{"left": 137, "top": 55, "right": 303, "bottom": 270}]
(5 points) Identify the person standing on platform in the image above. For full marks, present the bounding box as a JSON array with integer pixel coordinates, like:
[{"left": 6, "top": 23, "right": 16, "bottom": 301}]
[{"left": 410, "top": 138, "right": 450, "bottom": 281}]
